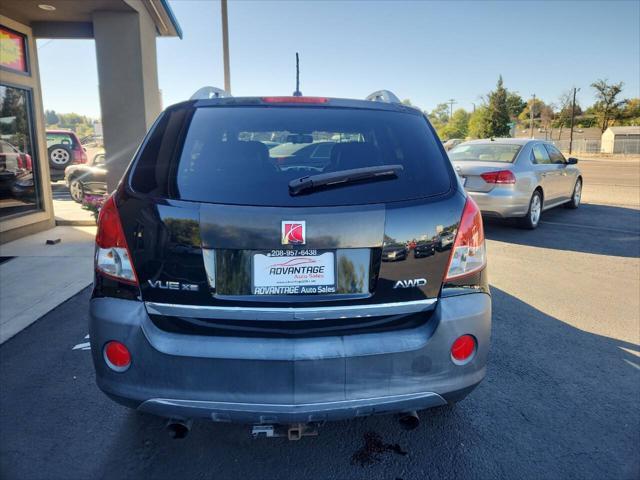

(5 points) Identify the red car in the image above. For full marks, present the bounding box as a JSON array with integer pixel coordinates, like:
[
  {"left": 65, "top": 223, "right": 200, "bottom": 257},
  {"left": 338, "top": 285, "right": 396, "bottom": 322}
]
[
  {"left": 0, "top": 140, "right": 33, "bottom": 198},
  {"left": 46, "top": 130, "right": 87, "bottom": 176}
]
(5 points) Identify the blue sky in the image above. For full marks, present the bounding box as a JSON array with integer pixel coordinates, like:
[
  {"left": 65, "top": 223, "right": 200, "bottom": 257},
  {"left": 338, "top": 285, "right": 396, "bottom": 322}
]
[{"left": 37, "top": 0, "right": 640, "bottom": 119}]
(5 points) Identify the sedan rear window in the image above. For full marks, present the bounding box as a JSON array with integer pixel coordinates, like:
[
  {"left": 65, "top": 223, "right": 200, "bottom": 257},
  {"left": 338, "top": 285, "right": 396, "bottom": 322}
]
[
  {"left": 132, "top": 106, "right": 453, "bottom": 207},
  {"left": 449, "top": 144, "right": 521, "bottom": 163}
]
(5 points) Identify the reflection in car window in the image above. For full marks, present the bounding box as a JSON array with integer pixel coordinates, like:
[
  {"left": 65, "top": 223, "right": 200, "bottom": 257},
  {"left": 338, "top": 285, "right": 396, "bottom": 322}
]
[
  {"left": 532, "top": 144, "right": 551, "bottom": 164},
  {"left": 46, "top": 133, "right": 74, "bottom": 147},
  {"left": 544, "top": 144, "right": 566, "bottom": 164},
  {"left": 165, "top": 106, "right": 451, "bottom": 207}
]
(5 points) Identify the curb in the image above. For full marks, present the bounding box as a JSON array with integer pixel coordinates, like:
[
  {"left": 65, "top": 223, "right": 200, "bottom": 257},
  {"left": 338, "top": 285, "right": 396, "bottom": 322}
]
[{"left": 55, "top": 219, "right": 97, "bottom": 227}]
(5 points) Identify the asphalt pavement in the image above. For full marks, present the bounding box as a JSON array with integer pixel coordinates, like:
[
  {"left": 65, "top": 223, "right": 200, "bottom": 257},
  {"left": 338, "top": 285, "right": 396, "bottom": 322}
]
[{"left": 1, "top": 158, "right": 638, "bottom": 480}]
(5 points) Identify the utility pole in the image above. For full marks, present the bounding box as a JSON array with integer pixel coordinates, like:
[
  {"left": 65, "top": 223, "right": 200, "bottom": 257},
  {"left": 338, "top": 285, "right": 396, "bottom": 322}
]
[
  {"left": 530, "top": 94, "right": 536, "bottom": 138},
  {"left": 569, "top": 87, "right": 580, "bottom": 155},
  {"left": 221, "top": 0, "right": 231, "bottom": 93},
  {"left": 447, "top": 98, "right": 457, "bottom": 121},
  {"left": 471, "top": 102, "right": 476, "bottom": 113}
]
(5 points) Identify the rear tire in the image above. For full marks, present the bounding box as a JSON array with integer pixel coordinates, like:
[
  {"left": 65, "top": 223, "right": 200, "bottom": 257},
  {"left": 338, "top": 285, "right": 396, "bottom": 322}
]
[
  {"left": 48, "top": 144, "right": 72, "bottom": 170},
  {"left": 518, "top": 190, "right": 542, "bottom": 229},
  {"left": 565, "top": 178, "right": 582, "bottom": 209}
]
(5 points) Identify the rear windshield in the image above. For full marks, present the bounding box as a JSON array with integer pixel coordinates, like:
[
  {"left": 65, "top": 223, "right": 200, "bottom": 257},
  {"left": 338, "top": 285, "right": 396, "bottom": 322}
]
[
  {"left": 131, "top": 106, "right": 452, "bottom": 207},
  {"left": 449, "top": 143, "right": 522, "bottom": 163},
  {"left": 46, "top": 132, "right": 77, "bottom": 148}
]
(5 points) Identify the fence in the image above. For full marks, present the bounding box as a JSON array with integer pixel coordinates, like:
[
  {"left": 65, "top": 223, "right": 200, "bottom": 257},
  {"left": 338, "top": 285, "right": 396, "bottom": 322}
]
[{"left": 552, "top": 138, "right": 640, "bottom": 156}]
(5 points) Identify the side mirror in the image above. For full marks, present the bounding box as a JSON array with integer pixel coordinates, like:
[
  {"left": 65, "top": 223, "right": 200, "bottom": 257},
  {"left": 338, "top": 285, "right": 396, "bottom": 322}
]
[{"left": 567, "top": 157, "right": 578, "bottom": 165}]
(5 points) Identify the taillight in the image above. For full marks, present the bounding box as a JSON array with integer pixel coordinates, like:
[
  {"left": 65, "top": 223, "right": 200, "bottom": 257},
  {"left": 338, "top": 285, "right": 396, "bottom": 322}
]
[
  {"left": 95, "top": 195, "right": 138, "bottom": 285},
  {"left": 25, "top": 154, "right": 32, "bottom": 171},
  {"left": 261, "top": 96, "right": 328, "bottom": 104},
  {"left": 480, "top": 170, "right": 516, "bottom": 184},
  {"left": 445, "top": 197, "right": 486, "bottom": 280}
]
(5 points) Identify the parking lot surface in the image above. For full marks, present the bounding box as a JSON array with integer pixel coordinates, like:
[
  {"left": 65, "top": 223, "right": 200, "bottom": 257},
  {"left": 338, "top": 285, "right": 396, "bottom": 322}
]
[{"left": 1, "top": 158, "right": 638, "bottom": 480}]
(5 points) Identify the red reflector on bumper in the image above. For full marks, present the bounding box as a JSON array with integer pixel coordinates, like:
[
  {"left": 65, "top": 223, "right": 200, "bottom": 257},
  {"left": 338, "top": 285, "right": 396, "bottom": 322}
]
[
  {"left": 451, "top": 334, "right": 476, "bottom": 363},
  {"left": 104, "top": 341, "right": 131, "bottom": 371}
]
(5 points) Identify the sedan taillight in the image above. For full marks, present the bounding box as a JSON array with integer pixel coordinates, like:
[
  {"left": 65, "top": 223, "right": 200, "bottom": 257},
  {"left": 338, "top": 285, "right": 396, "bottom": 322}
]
[{"left": 480, "top": 170, "right": 516, "bottom": 184}]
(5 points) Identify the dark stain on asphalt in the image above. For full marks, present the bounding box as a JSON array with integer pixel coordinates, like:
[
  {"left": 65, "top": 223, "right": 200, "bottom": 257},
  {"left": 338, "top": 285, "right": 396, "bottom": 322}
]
[{"left": 350, "top": 431, "right": 407, "bottom": 466}]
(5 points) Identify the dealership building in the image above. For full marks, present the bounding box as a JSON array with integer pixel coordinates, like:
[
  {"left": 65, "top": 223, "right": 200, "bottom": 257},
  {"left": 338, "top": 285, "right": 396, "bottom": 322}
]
[{"left": 0, "top": 0, "right": 181, "bottom": 243}]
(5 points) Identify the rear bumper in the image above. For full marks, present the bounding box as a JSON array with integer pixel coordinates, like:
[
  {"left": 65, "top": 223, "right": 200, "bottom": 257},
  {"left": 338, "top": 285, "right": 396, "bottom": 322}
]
[
  {"left": 467, "top": 188, "right": 530, "bottom": 218},
  {"left": 90, "top": 293, "right": 491, "bottom": 423}
]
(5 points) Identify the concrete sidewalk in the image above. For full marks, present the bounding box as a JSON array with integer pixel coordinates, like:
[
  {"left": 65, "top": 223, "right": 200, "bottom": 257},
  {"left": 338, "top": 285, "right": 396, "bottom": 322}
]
[
  {"left": 0, "top": 226, "right": 96, "bottom": 344},
  {"left": 51, "top": 180, "right": 97, "bottom": 226}
]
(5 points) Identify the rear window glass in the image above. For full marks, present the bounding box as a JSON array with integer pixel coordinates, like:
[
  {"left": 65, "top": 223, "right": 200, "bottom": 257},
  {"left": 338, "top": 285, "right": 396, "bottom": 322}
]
[
  {"left": 132, "top": 106, "right": 452, "bottom": 206},
  {"left": 46, "top": 133, "right": 76, "bottom": 148},
  {"left": 449, "top": 143, "right": 521, "bottom": 163}
]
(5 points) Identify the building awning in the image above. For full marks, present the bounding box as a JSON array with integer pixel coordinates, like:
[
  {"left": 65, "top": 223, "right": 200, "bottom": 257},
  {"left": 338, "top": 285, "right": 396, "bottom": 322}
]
[{"left": 0, "top": 0, "right": 182, "bottom": 39}]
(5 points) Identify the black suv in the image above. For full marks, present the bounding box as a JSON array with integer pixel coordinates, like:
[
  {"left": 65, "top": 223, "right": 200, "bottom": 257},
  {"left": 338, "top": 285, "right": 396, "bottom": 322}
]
[{"left": 90, "top": 90, "right": 491, "bottom": 431}]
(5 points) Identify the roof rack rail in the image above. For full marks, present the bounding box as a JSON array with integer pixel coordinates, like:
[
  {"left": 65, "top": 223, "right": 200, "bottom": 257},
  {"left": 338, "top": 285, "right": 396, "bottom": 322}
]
[
  {"left": 365, "top": 90, "right": 401, "bottom": 104},
  {"left": 190, "top": 86, "right": 232, "bottom": 100}
]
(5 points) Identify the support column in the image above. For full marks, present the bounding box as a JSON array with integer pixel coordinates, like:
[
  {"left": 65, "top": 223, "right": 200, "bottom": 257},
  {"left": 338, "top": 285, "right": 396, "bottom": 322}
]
[{"left": 92, "top": 9, "right": 162, "bottom": 192}]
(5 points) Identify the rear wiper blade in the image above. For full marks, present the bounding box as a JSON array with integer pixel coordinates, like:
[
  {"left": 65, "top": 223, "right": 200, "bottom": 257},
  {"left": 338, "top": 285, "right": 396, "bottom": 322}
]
[{"left": 289, "top": 164, "right": 403, "bottom": 196}]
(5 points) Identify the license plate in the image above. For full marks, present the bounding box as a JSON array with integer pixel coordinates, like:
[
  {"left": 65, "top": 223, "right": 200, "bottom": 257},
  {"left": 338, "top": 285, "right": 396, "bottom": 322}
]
[{"left": 252, "top": 251, "right": 336, "bottom": 295}]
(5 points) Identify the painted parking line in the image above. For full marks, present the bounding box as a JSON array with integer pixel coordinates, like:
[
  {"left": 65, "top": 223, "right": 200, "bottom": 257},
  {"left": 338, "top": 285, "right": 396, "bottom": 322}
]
[
  {"left": 72, "top": 334, "right": 91, "bottom": 351},
  {"left": 540, "top": 220, "right": 640, "bottom": 235}
]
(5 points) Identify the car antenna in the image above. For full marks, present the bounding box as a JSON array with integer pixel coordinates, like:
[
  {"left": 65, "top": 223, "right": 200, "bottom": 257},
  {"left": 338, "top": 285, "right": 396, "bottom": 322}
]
[{"left": 293, "top": 52, "right": 302, "bottom": 96}]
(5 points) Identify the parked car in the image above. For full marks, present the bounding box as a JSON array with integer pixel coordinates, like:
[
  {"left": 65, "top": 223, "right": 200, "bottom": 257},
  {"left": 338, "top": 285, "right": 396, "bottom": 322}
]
[
  {"left": 89, "top": 90, "right": 490, "bottom": 435},
  {"left": 382, "top": 241, "right": 409, "bottom": 261},
  {"left": 436, "top": 231, "right": 456, "bottom": 252},
  {"left": 450, "top": 138, "right": 582, "bottom": 229},
  {"left": 269, "top": 141, "right": 335, "bottom": 171},
  {"left": 413, "top": 239, "right": 436, "bottom": 258},
  {"left": 443, "top": 138, "right": 463, "bottom": 151},
  {"left": 46, "top": 129, "right": 87, "bottom": 176},
  {"left": 0, "top": 140, "right": 33, "bottom": 198},
  {"left": 64, "top": 152, "right": 107, "bottom": 202}
]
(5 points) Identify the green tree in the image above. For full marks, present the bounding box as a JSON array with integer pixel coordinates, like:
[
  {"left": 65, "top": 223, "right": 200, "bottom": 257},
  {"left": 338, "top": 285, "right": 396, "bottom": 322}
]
[
  {"left": 468, "top": 106, "right": 491, "bottom": 138},
  {"left": 486, "top": 76, "right": 511, "bottom": 137},
  {"left": 44, "top": 109, "right": 59, "bottom": 125},
  {"left": 620, "top": 98, "right": 640, "bottom": 125},
  {"left": 591, "top": 79, "right": 626, "bottom": 132},
  {"left": 428, "top": 103, "right": 450, "bottom": 125},
  {"left": 441, "top": 108, "right": 470, "bottom": 139},
  {"left": 506, "top": 92, "right": 527, "bottom": 119},
  {"left": 0, "top": 87, "right": 30, "bottom": 152},
  {"left": 551, "top": 91, "right": 580, "bottom": 139},
  {"left": 518, "top": 98, "right": 553, "bottom": 130},
  {"left": 427, "top": 103, "right": 451, "bottom": 138}
]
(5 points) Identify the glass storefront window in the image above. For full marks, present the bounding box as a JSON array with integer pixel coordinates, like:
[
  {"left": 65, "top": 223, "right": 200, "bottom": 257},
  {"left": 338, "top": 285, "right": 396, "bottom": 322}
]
[{"left": 0, "top": 84, "right": 41, "bottom": 218}]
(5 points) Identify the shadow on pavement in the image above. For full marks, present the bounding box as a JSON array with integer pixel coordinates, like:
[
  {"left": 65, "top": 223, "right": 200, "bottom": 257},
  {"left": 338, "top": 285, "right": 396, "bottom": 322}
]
[
  {"left": 0, "top": 288, "right": 639, "bottom": 479},
  {"left": 485, "top": 203, "right": 640, "bottom": 258}
]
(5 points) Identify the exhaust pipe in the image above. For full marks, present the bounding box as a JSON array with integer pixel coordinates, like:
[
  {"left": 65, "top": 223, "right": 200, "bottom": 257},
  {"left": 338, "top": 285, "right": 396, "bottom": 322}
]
[
  {"left": 398, "top": 411, "right": 420, "bottom": 430},
  {"left": 166, "top": 418, "right": 193, "bottom": 439}
]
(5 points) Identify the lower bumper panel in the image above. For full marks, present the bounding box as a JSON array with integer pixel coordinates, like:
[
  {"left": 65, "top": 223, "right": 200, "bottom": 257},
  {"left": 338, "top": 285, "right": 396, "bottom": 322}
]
[
  {"left": 139, "top": 391, "right": 447, "bottom": 423},
  {"left": 90, "top": 292, "right": 491, "bottom": 423}
]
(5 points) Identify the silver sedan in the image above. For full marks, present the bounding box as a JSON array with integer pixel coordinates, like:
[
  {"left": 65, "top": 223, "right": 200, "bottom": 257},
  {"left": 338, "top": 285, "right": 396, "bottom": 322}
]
[{"left": 449, "top": 138, "right": 582, "bottom": 229}]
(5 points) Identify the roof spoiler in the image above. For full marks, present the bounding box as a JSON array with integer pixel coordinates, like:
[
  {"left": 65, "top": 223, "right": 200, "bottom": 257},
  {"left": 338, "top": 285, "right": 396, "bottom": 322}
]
[
  {"left": 365, "top": 90, "right": 401, "bottom": 104},
  {"left": 190, "top": 86, "right": 232, "bottom": 100}
]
